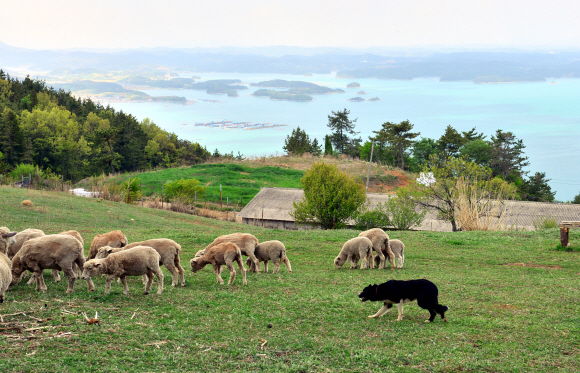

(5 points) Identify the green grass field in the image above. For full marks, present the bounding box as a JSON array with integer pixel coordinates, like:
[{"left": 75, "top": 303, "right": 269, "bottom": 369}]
[
  {"left": 81, "top": 163, "right": 304, "bottom": 207},
  {"left": 1, "top": 187, "right": 579, "bottom": 372}
]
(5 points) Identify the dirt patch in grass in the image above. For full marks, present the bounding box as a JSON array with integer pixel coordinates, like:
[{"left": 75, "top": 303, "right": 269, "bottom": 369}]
[
  {"left": 240, "top": 172, "right": 250, "bottom": 175},
  {"left": 503, "top": 263, "right": 562, "bottom": 269}
]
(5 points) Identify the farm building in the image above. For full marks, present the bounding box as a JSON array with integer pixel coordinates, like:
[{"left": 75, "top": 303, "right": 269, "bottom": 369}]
[{"left": 239, "top": 187, "right": 580, "bottom": 231}]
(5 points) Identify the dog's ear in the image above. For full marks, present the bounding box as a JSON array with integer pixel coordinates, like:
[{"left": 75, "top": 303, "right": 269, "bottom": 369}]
[{"left": 373, "top": 283, "right": 378, "bottom": 287}]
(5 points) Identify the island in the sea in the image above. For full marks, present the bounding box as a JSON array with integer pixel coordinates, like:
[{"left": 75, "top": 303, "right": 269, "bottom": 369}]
[
  {"left": 251, "top": 79, "right": 344, "bottom": 101},
  {"left": 347, "top": 82, "right": 361, "bottom": 88},
  {"left": 347, "top": 96, "right": 380, "bottom": 102}
]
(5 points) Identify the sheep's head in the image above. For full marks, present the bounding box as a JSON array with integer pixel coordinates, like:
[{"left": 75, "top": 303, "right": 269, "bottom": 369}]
[
  {"left": 82, "top": 260, "right": 105, "bottom": 279},
  {"left": 95, "top": 246, "right": 115, "bottom": 259},
  {"left": 190, "top": 258, "right": 204, "bottom": 273},
  {"left": 334, "top": 256, "right": 345, "bottom": 269},
  {"left": 0, "top": 227, "right": 17, "bottom": 254},
  {"left": 9, "top": 255, "right": 24, "bottom": 288}
]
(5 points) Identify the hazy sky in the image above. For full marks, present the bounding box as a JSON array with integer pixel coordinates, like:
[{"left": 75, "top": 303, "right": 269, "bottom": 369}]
[{"left": 2, "top": 0, "right": 579, "bottom": 50}]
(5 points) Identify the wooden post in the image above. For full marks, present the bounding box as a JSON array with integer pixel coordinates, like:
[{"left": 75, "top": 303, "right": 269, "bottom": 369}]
[
  {"left": 161, "top": 184, "right": 164, "bottom": 209},
  {"left": 560, "top": 227, "right": 569, "bottom": 247},
  {"left": 366, "top": 141, "right": 374, "bottom": 192},
  {"left": 220, "top": 184, "right": 223, "bottom": 211}
]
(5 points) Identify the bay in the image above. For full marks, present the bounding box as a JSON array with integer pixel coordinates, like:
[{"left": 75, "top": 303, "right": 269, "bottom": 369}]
[{"left": 109, "top": 73, "right": 580, "bottom": 201}]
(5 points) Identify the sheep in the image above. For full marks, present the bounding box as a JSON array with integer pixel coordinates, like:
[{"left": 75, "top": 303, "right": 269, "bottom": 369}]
[
  {"left": 97, "top": 238, "right": 185, "bottom": 287},
  {"left": 11, "top": 234, "right": 95, "bottom": 293},
  {"left": 334, "top": 236, "right": 373, "bottom": 269},
  {"left": 197, "top": 233, "right": 260, "bottom": 273},
  {"left": 0, "top": 227, "right": 18, "bottom": 256},
  {"left": 358, "top": 228, "right": 395, "bottom": 270},
  {"left": 374, "top": 239, "right": 405, "bottom": 269},
  {"left": 88, "top": 230, "right": 128, "bottom": 260},
  {"left": 82, "top": 246, "right": 164, "bottom": 295},
  {"left": 60, "top": 230, "right": 84, "bottom": 247},
  {"left": 0, "top": 252, "right": 12, "bottom": 303},
  {"left": 246, "top": 240, "right": 292, "bottom": 274},
  {"left": 190, "top": 242, "right": 247, "bottom": 286},
  {"left": 6, "top": 228, "right": 43, "bottom": 259}
]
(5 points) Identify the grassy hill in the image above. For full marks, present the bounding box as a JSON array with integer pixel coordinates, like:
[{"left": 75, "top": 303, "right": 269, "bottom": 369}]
[{"left": 1, "top": 187, "right": 579, "bottom": 371}]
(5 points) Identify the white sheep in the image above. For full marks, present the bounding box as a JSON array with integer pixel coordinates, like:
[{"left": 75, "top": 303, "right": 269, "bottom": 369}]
[
  {"left": 190, "top": 242, "right": 247, "bottom": 285},
  {"left": 7, "top": 228, "right": 44, "bottom": 259},
  {"left": 334, "top": 237, "right": 373, "bottom": 269},
  {"left": 373, "top": 238, "right": 406, "bottom": 269},
  {"left": 358, "top": 228, "right": 395, "bottom": 270},
  {"left": 88, "top": 230, "right": 128, "bottom": 259},
  {"left": 0, "top": 227, "right": 18, "bottom": 256},
  {"left": 11, "top": 234, "right": 95, "bottom": 293},
  {"left": 82, "top": 246, "right": 164, "bottom": 295},
  {"left": 0, "top": 252, "right": 12, "bottom": 303},
  {"left": 246, "top": 240, "right": 292, "bottom": 274},
  {"left": 198, "top": 233, "right": 260, "bottom": 273},
  {"left": 97, "top": 238, "right": 185, "bottom": 287}
]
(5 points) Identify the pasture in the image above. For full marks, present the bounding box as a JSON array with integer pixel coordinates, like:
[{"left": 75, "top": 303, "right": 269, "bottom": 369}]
[{"left": 0, "top": 187, "right": 579, "bottom": 372}]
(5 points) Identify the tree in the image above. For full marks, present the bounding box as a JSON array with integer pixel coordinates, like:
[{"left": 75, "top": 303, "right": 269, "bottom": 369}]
[
  {"left": 410, "top": 138, "right": 437, "bottom": 171},
  {"left": 283, "top": 126, "right": 312, "bottom": 155},
  {"left": 291, "top": 161, "right": 366, "bottom": 229},
  {"left": 309, "top": 138, "right": 322, "bottom": 156},
  {"left": 324, "top": 135, "right": 333, "bottom": 156},
  {"left": 373, "top": 120, "right": 419, "bottom": 170},
  {"left": 490, "top": 130, "right": 529, "bottom": 181},
  {"left": 327, "top": 109, "right": 359, "bottom": 155},
  {"left": 437, "top": 125, "right": 465, "bottom": 158},
  {"left": 164, "top": 178, "right": 206, "bottom": 204},
  {"left": 572, "top": 193, "right": 580, "bottom": 204},
  {"left": 520, "top": 172, "right": 555, "bottom": 202},
  {"left": 412, "top": 155, "right": 516, "bottom": 232},
  {"left": 459, "top": 139, "right": 492, "bottom": 166},
  {"left": 462, "top": 127, "right": 486, "bottom": 142}
]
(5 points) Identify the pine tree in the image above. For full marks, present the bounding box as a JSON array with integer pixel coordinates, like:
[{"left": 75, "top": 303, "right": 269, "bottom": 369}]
[{"left": 327, "top": 109, "right": 358, "bottom": 154}]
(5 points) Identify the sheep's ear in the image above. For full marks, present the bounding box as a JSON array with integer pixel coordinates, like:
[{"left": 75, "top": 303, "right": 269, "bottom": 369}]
[
  {"left": 106, "top": 247, "right": 114, "bottom": 253},
  {"left": 94, "top": 263, "right": 102, "bottom": 267},
  {"left": 2, "top": 231, "right": 17, "bottom": 238}
]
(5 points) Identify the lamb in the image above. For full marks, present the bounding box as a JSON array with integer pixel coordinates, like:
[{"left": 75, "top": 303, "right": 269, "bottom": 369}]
[
  {"left": 82, "top": 246, "right": 163, "bottom": 295},
  {"left": 334, "top": 236, "right": 373, "bottom": 269},
  {"left": 6, "top": 228, "right": 44, "bottom": 259},
  {"left": 374, "top": 239, "right": 405, "bottom": 269},
  {"left": 246, "top": 240, "right": 292, "bottom": 274},
  {"left": 97, "top": 238, "right": 185, "bottom": 287},
  {"left": 0, "top": 252, "right": 12, "bottom": 303},
  {"left": 10, "top": 234, "right": 95, "bottom": 293},
  {"left": 197, "top": 233, "right": 260, "bottom": 273},
  {"left": 0, "top": 227, "right": 18, "bottom": 256},
  {"left": 190, "top": 242, "right": 247, "bottom": 285},
  {"left": 88, "top": 230, "right": 128, "bottom": 259},
  {"left": 358, "top": 228, "right": 395, "bottom": 270}
]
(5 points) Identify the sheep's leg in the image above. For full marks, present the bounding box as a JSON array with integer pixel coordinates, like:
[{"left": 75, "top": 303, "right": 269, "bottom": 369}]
[
  {"left": 120, "top": 276, "right": 129, "bottom": 295},
  {"left": 348, "top": 254, "right": 357, "bottom": 269},
  {"left": 226, "top": 262, "right": 237, "bottom": 285},
  {"left": 264, "top": 260, "right": 269, "bottom": 273},
  {"left": 52, "top": 269, "right": 61, "bottom": 283},
  {"left": 60, "top": 264, "right": 77, "bottom": 294},
  {"left": 246, "top": 258, "right": 255, "bottom": 273},
  {"left": 359, "top": 249, "right": 369, "bottom": 269},
  {"left": 375, "top": 249, "right": 386, "bottom": 269},
  {"left": 164, "top": 261, "right": 180, "bottom": 287},
  {"left": 141, "top": 274, "right": 148, "bottom": 285},
  {"left": 144, "top": 272, "right": 154, "bottom": 294},
  {"left": 27, "top": 272, "right": 37, "bottom": 285},
  {"left": 369, "top": 251, "right": 376, "bottom": 269},
  {"left": 271, "top": 259, "right": 280, "bottom": 274},
  {"left": 175, "top": 256, "right": 185, "bottom": 287},
  {"left": 36, "top": 271, "right": 48, "bottom": 293},
  {"left": 104, "top": 275, "right": 116, "bottom": 295},
  {"left": 247, "top": 252, "right": 261, "bottom": 274},
  {"left": 385, "top": 246, "right": 396, "bottom": 270},
  {"left": 369, "top": 303, "right": 393, "bottom": 318},
  {"left": 235, "top": 255, "right": 247, "bottom": 286},
  {"left": 283, "top": 257, "right": 292, "bottom": 273},
  {"left": 398, "top": 253, "right": 404, "bottom": 269},
  {"left": 213, "top": 264, "right": 225, "bottom": 284},
  {"left": 152, "top": 268, "right": 164, "bottom": 294}
]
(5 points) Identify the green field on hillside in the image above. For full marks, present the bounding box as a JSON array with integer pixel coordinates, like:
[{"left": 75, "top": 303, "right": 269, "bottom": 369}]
[
  {"left": 1, "top": 187, "right": 579, "bottom": 372},
  {"left": 81, "top": 164, "right": 304, "bottom": 207}
]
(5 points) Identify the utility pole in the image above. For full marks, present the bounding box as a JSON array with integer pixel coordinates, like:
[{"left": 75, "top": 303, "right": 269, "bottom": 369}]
[{"left": 366, "top": 141, "right": 375, "bottom": 192}]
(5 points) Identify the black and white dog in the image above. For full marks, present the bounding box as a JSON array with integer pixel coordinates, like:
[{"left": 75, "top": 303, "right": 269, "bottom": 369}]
[{"left": 358, "top": 279, "right": 448, "bottom": 322}]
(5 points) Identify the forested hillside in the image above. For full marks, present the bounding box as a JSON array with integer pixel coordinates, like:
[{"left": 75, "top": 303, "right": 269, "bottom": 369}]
[{"left": 0, "top": 70, "right": 210, "bottom": 181}]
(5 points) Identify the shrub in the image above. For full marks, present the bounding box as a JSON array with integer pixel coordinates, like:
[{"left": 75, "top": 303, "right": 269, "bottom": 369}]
[
  {"left": 532, "top": 216, "right": 558, "bottom": 230},
  {"left": 164, "top": 178, "right": 206, "bottom": 205},
  {"left": 121, "top": 177, "right": 142, "bottom": 204},
  {"left": 291, "top": 162, "right": 366, "bottom": 229},
  {"left": 386, "top": 188, "right": 427, "bottom": 230},
  {"left": 353, "top": 202, "right": 390, "bottom": 230},
  {"left": 9, "top": 163, "right": 40, "bottom": 181}
]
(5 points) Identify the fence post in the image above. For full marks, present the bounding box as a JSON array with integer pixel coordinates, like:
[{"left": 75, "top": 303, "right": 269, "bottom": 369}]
[
  {"left": 161, "top": 184, "right": 164, "bottom": 209},
  {"left": 220, "top": 184, "right": 223, "bottom": 211},
  {"left": 28, "top": 173, "right": 31, "bottom": 189}
]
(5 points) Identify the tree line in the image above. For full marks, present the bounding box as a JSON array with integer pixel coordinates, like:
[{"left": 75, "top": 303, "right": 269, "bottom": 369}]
[
  {"left": 0, "top": 70, "right": 211, "bottom": 182},
  {"left": 283, "top": 108, "right": 556, "bottom": 202}
]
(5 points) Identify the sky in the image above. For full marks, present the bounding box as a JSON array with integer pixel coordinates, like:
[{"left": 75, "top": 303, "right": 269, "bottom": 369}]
[{"left": 1, "top": 0, "right": 579, "bottom": 50}]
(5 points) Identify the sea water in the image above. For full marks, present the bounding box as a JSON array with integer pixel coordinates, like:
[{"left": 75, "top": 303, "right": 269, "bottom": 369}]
[{"left": 110, "top": 73, "right": 580, "bottom": 201}]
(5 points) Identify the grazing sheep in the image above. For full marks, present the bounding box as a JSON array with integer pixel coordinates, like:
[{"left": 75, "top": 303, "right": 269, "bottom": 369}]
[
  {"left": 11, "top": 234, "right": 95, "bottom": 293},
  {"left": 246, "top": 240, "right": 292, "bottom": 274},
  {"left": 198, "top": 233, "right": 260, "bottom": 273},
  {"left": 1, "top": 227, "right": 18, "bottom": 256},
  {"left": 6, "top": 228, "right": 43, "bottom": 259},
  {"left": 82, "top": 246, "right": 163, "bottom": 295},
  {"left": 88, "top": 230, "right": 128, "bottom": 259},
  {"left": 358, "top": 228, "right": 395, "bottom": 270},
  {"left": 97, "top": 238, "right": 185, "bottom": 287},
  {"left": 0, "top": 252, "right": 12, "bottom": 303},
  {"left": 374, "top": 239, "right": 405, "bottom": 269},
  {"left": 334, "top": 237, "right": 373, "bottom": 269},
  {"left": 190, "top": 242, "right": 247, "bottom": 286},
  {"left": 60, "top": 230, "right": 84, "bottom": 247}
]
